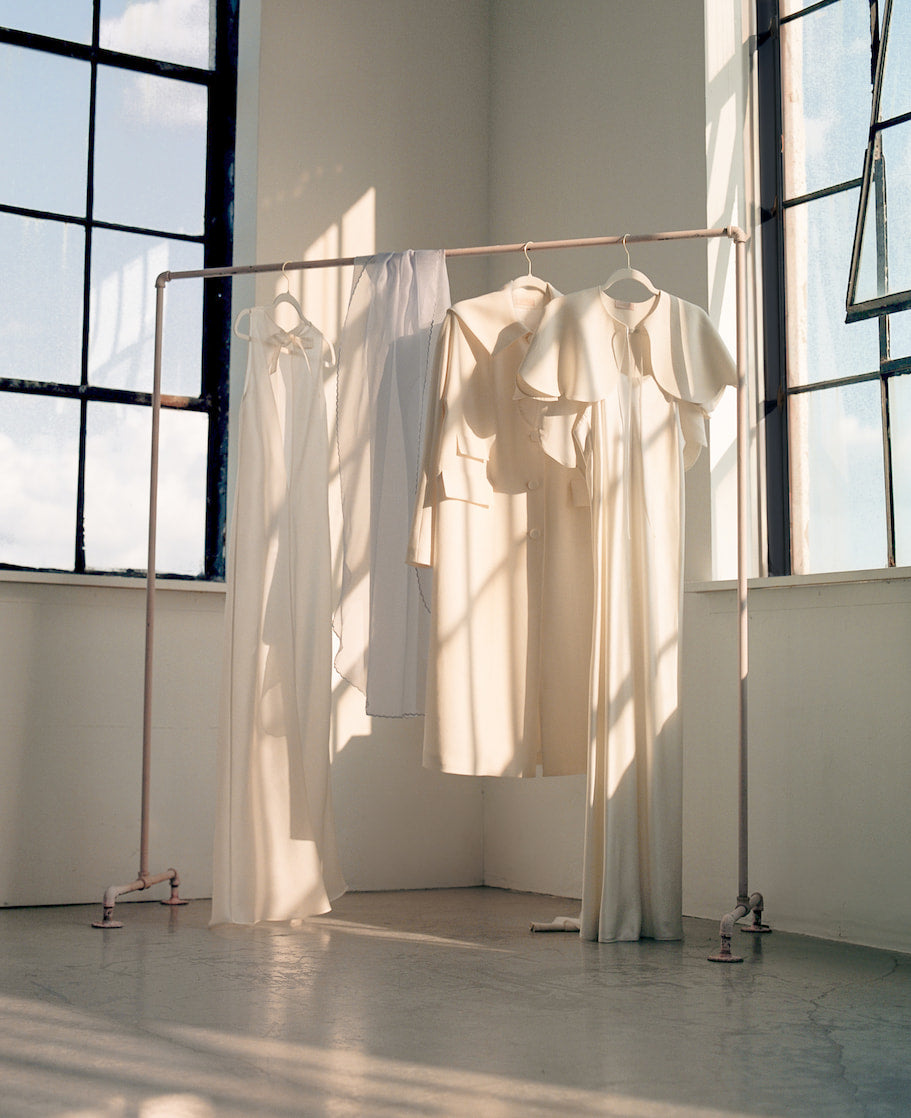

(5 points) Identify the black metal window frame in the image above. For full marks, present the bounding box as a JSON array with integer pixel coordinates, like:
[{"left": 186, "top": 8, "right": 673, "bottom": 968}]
[
  {"left": 0, "top": 0, "right": 238, "bottom": 580},
  {"left": 756, "top": 0, "right": 901, "bottom": 574}
]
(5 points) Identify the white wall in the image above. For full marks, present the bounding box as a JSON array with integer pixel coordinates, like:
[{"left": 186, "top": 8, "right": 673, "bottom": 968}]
[
  {"left": 683, "top": 573, "right": 911, "bottom": 951},
  {"left": 0, "top": 578, "right": 223, "bottom": 906},
  {"left": 3, "top": 1, "right": 910, "bottom": 954}
]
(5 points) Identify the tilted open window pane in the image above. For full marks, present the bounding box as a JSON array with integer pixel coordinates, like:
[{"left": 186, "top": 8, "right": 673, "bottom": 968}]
[
  {"left": 88, "top": 230, "right": 203, "bottom": 396},
  {"left": 0, "top": 395, "right": 80, "bottom": 569},
  {"left": 84, "top": 403, "right": 208, "bottom": 575},
  {"left": 0, "top": 44, "right": 89, "bottom": 217},
  {"left": 93, "top": 65, "right": 208, "bottom": 235},
  {"left": 0, "top": 213, "right": 84, "bottom": 385},
  {"left": 779, "top": 1, "right": 871, "bottom": 200},
  {"left": 853, "top": 121, "right": 911, "bottom": 308},
  {"left": 100, "top": 0, "right": 215, "bottom": 70},
  {"left": 879, "top": 4, "right": 911, "bottom": 122},
  {"left": 789, "top": 382, "right": 887, "bottom": 574},
  {"left": 785, "top": 188, "right": 880, "bottom": 387},
  {"left": 847, "top": 0, "right": 911, "bottom": 322},
  {"left": 0, "top": 0, "right": 92, "bottom": 44}
]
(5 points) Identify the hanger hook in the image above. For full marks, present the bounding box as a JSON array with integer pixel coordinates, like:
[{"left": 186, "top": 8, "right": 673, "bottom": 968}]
[
  {"left": 281, "top": 261, "right": 292, "bottom": 294},
  {"left": 523, "top": 241, "right": 534, "bottom": 276},
  {"left": 622, "top": 234, "right": 631, "bottom": 269}
]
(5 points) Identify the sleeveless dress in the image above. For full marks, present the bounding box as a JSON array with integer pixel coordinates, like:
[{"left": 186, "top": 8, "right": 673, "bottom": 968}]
[{"left": 211, "top": 307, "right": 345, "bottom": 925}]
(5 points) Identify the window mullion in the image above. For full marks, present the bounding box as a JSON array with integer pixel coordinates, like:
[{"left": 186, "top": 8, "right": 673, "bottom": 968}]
[
  {"left": 75, "top": 6, "right": 101, "bottom": 573},
  {"left": 757, "top": 0, "right": 791, "bottom": 574},
  {"left": 879, "top": 365, "right": 896, "bottom": 566}
]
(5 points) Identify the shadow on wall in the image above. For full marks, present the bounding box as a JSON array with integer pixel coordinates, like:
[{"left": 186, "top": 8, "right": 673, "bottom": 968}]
[{"left": 329, "top": 730, "right": 484, "bottom": 892}]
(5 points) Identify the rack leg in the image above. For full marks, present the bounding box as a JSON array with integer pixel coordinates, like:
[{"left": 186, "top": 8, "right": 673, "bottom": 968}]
[
  {"left": 92, "top": 868, "right": 186, "bottom": 928},
  {"left": 707, "top": 892, "right": 770, "bottom": 962}
]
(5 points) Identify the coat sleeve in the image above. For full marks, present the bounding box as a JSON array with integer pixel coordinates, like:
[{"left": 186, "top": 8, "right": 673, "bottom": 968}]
[
  {"left": 676, "top": 303, "right": 738, "bottom": 470},
  {"left": 407, "top": 311, "right": 496, "bottom": 568}
]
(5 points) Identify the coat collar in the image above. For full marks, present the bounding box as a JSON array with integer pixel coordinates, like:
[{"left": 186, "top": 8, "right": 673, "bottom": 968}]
[
  {"left": 516, "top": 285, "right": 735, "bottom": 410},
  {"left": 449, "top": 279, "right": 561, "bottom": 357}
]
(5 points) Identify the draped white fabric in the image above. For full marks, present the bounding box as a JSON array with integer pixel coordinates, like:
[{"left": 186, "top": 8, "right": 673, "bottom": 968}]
[
  {"left": 334, "top": 251, "right": 450, "bottom": 717},
  {"left": 518, "top": 287, "right": 736, "bottom": 941},
  {"left": 211, "top": 307, "right": 345, "bottom": 926}
]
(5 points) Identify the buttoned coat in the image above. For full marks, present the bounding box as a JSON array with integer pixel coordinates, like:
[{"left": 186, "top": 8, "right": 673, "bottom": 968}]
[{"left": 409, "top": 281, "right": 593, "bottom": 777}]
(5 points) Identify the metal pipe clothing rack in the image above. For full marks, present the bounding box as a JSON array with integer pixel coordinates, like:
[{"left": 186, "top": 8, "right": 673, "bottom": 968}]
[{"left": 93, "top": 226, "right": 767, "bottom": 961}]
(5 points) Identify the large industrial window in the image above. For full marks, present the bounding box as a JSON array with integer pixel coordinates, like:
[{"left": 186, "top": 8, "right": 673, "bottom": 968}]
[
  {"left": 757, "top": 0, "right": 910, "bottom": 575},
  {"left": 0, "top": 0, "right": 238, "bottom": 579}
]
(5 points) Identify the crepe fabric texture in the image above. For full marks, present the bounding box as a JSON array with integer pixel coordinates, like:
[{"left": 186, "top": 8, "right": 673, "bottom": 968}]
[
  {"left": 518, "top": 286, "right": 736, "bottom": 942},
  {"left": 211, "top": 307, "right": 345, "bottom": 926},
  {"left": 334, "top": 251, "right": 450, "bottom": 717},
  {"left": 409, "top": 280, "right": 593, "bottom": 777}
]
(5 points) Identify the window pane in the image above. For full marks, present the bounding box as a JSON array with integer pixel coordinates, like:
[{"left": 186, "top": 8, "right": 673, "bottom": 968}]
[
  {"left": 100, "top": 0, "right": 214, "bottom": 70},
  {"left": 84, "top": 402, "right": 207, "bottom": 575},
  {"left": 891, "top": 375, "right": 911, "bottom": 567},
  {"left": 93, "top": 65, "right": 207, "bottom": 235},
  {"left": 854, "top": 121, "right": 911, "bottom": 306},
  {"left": 785, "top": 188, "right": 880, "bottom": 386},
  {"left": 0, "top": 394, "right": 79, "bottom": 569},
  {"left": 88, "top": 230, "right": 203, "bottom": 396},
  {"left": 0, "top": 213, "right": 85, "bottom": 385},
  {"left": 780, "top": 2, "right": 871, "bottom": 199},
  {"left": 0, "top": 44, "right": 89, "bottom": 216},
  {"left": 889, "top": 310, "right": 911, "bottom": 360},
  {"left": 0, "top": 0, "right": 92, "bottom": 43},
  {"left": 880, "top": 6, "right": 911, "bottom": 122},
  {"left": 157, "top": 408, "right": 208, "bottom": 576},
  {"left": 789, "top": 383, "right": 887, "bottom": 574}
]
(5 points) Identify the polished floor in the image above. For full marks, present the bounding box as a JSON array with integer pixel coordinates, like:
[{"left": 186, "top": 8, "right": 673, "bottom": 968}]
[{"left": 1, "top": 887, "right": 909, "bottom": 1117}]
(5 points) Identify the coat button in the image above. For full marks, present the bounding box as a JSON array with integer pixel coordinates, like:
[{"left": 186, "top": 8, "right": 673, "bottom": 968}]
[
  {"left": 528, "top": 528, "right": 542, "bottom": 540},
  {"left": 526, "top": 479, "right": 540, "bottom": 490}
]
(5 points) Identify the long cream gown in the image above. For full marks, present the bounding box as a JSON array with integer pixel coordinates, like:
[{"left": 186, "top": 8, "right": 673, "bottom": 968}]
[
  {"left": 518, "top": 286, "right": 736, "bottom": 941},
  {"left": 211, "top": 307, "right": 345, "bottom": 925}
]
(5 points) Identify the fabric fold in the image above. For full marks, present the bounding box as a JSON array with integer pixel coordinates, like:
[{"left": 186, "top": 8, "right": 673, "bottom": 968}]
[{"left": 334, "top": 250, "right": 450, "bottom": 717}]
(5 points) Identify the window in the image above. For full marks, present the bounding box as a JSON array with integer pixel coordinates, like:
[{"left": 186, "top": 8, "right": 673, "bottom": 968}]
[
  {"left": 757, "top": 0, "right": 910, "bottom": 574},
  {"left": 0, "top": 0, "right": 238, "bottom": 578}
]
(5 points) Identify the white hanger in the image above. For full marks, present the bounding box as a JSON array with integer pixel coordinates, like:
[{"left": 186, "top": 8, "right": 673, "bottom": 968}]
[
  {"left": 602, "top": 234, "right": 659, "bottom": 299},
  {"left": 511, "top": 241, "right": 549, "bottom": 292},
  {"left": 233, "top": 261, "right": 308, "bottom": 341},
  {"left": 272, "top": 261, "right": 306, "bottom": 319}
]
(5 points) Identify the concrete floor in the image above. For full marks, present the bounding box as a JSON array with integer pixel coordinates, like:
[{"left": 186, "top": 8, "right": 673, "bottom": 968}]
[{"left": 1, "top": 888, "right": 909, "bottom": 1117}]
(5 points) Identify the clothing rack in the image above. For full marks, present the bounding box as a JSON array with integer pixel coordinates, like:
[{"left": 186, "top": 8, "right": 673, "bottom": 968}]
[{"left": 93, "top": 226, "right": 766, "bottom": 961}]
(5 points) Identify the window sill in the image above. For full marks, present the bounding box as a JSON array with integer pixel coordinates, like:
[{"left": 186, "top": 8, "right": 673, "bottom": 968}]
[
  {"left": 686, "top": 566, "right": 911, "bottom": 594},
  {"left": 0, "top": 569, "right": 225, "bottom": 593}
]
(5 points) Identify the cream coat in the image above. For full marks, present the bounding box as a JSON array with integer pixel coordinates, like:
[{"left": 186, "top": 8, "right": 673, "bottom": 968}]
[
  {"left": 518, "top": 286, "right": 736, "bottom": 941},
  {"left": 409, "top": 281, "right": 593, "bottom": 777}
]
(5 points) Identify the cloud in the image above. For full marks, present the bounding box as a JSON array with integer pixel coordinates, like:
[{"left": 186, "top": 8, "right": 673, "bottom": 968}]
[
  {"left": 128, "top": 71, "right": 208, "bottom": 129},
  {"left": 100, "top": 0, "right": 211, "bottom": 69}
]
